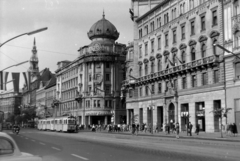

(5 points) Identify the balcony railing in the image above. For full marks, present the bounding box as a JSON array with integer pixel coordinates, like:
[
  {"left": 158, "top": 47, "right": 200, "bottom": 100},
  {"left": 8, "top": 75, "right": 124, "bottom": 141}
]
[{"left": 122, "top": 55, "right": 216, "bottom": 86}]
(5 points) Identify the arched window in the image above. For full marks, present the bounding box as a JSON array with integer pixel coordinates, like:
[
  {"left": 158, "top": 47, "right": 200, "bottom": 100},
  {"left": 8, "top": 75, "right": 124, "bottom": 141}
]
[
  {"left": 158, "top": 58, "right": 162, "bottom": 71},
  {"left": 145, "top": 64, "right": 148, "bottom": 75},
  {"left": 191, "top": 47, "right": 196, "bottom": 61},
  {"left": 151, "top": 61, "right": 154, "bottom": 73},
  {"left": 201, "top": 43, "right": 207, "bottom": 58},
  {"left": 236, "top": 62, "right": 240, "bottom": 78},
  {"left": 180, "top": 4, "right": 183, "bottom": 14},
  {"left": 234, "top": 0, "right": 240, "bottom": 16},
  {"left": 139, "top": 66, "right": 142, "bottom": 77},
  {"left": 181, "top": 50, "right": 186, "bottom": 63},
  {"left": 172, "top": 53, "right": 177, "bottom": 65},
  {"left": 183, "top": 3, "right": 185, "bottom": 13},
  {"left": 234, "top": 31, "right": 240, "bottom": 48},
  {"left": 212, "top": 39, "right": 218, "bottom": 56}
]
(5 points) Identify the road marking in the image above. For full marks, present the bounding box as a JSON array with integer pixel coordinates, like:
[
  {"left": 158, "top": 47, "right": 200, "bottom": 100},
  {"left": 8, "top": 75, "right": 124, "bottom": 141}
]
[
  {"left": 52, "top": 147, "right": 61, "bottom": 151},
  {"left": 39, "top": 142, "right": 45, "bottom": 145},
  {"left": 32, "top": 140, "right": 35, "bottom": 142},
  {"left": 71, "top": 154, "right": 89, "bottom": 160}
]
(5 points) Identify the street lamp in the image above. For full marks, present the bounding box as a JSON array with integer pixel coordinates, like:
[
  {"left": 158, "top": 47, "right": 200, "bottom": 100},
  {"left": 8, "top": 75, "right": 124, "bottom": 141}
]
[
  {"left": 0, "top": 27, "right": 48, "bottom": 48},
  {"left": 213, "top": 43, "right": 240, "bottom": 137},
  {"left": 0, "top": 61, "right": 29, "bottom": 72},
  {"left": 129, "top": 75, "right": 154, "bottom": 134}
]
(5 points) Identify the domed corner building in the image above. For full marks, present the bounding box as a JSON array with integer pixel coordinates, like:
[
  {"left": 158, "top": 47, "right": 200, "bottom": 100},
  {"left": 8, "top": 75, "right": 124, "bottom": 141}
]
[{"left": 55, "top": 12, "right": 127, "bottom": 126}]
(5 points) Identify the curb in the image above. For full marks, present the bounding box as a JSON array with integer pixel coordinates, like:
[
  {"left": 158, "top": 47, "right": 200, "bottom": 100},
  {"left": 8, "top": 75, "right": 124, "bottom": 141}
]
[{"left": 78, "top": 130, "right": 240, "bottom": 142}]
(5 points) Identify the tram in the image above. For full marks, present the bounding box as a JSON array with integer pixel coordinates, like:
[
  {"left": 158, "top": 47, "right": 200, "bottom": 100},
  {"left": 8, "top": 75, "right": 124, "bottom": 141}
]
[{"left": 38, "top": 116, "right": 77, "bottom": 133}]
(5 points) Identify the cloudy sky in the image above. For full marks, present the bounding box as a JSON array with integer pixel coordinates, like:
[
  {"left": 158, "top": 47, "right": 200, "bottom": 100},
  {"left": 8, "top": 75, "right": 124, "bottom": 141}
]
[{"left": 0, "top": 0, "right": 133, "bottom": 90}]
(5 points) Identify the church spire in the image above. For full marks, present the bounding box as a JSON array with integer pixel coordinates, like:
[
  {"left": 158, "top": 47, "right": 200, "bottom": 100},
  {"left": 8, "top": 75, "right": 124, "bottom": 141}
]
[
  {"left": 28, "top": 38, "right": 39, "bottom": 75},
  {"left": 103, "top": 9, "right": 105, "bottom": 19}
]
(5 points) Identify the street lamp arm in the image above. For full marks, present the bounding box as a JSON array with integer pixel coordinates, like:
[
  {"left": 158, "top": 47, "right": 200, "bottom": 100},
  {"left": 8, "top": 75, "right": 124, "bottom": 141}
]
[
  {"left": 213, "top": 44, "right": 240, "bottom": 59},
  {"left": 129, "top": 75, "right": 138, "bottom": 80},
  {"left": 0, "top": 27, "right": 48, "bottom": 48},
  {"left": 0, "top": 33, "right": 26, "bottom": 48}
]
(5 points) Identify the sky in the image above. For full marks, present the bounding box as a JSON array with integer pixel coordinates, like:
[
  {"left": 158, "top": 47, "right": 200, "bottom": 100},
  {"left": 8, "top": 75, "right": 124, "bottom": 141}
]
[{"left": 0, "top": 0, "right": 133, "bottom": 90}]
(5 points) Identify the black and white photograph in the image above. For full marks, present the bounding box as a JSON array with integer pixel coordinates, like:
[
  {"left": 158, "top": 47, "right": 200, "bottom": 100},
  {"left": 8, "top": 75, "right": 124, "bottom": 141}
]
[{"left": 0, "top": 0, "right": 240, "bottom": 161}]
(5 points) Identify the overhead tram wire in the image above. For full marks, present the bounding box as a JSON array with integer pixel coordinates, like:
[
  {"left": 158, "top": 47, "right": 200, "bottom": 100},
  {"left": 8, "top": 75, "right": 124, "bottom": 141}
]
[
  {"left": 4, "top": 44, "right": 77, "bottom": 56},
  {"left": 0, "top": 50, "right": 28, "bottom": 70}
]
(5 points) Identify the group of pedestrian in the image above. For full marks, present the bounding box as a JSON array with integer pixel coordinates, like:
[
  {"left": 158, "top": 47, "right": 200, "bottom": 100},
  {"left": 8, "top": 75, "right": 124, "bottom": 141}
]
[{"left": 227, "top": 123, "right": 238, "bottom": 136}]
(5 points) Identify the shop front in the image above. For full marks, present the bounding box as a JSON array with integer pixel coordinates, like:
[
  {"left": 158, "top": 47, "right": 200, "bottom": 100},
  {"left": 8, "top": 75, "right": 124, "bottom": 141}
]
[
  {"left": 85, "top": 111, "right": 112, "bottom": 125},
  {"left": 195, "top": 102, "right": 205, "bottom": 131}
]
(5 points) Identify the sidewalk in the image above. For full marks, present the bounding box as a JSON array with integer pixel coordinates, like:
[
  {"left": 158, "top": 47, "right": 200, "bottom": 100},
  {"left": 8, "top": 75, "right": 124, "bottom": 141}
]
[{"left": 79, "top": 129, "right": 240, "bottom": 142}]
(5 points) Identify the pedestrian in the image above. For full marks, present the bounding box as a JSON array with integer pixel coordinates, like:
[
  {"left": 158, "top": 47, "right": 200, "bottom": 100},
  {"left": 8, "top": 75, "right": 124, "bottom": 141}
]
[
  {"left": 136, "top": 124, "right": 139, "bottom": 135},
  {"left": 167, "top": 123, "right": 170, "bottom": 134},
  {"left": 144, "top": 124, "right": 148, "bottom": 133},
  {"left": 176, "top": 122, "right": 180, "bottom": 139},
  {"left": 195, "top": 123, "right": 200, "bottom": 135},
  {"left": 155, "top": 125, "right": 158, "bottom": 133},
  {"left": 188, "top": 122, "right": 193, "bottom": 136},
  {"left": 132, "top": 123, "right": 136, "bottom": 135},
  {"left": 232, "top": 123, "right": 238, "bottom": 136}
]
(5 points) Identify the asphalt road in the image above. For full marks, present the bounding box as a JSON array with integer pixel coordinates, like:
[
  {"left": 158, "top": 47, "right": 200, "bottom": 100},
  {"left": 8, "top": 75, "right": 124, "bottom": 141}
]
[{"left": 6, "top": 129, "right": 240, "bottom": 161}]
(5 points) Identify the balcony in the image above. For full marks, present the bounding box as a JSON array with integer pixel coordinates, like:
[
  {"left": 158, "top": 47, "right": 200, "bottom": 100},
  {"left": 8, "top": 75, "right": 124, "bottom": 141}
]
[{"left": 122, "top": 55, "right": 217, "bottom": 87}]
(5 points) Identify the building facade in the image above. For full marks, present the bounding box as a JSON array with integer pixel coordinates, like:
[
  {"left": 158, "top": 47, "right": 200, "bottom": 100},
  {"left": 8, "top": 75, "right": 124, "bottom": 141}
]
[
  {"left": 224, "top": 0, "right": 240, "bottom": 131},
  {"left": 123, "top": 0, "right": 225, "bottom": 132},
  {"left": 56, "top": 13, "right": 126, "bottom": 126},
  {"left": 0, "top": 90, "right": 21, "bottom": 120}
]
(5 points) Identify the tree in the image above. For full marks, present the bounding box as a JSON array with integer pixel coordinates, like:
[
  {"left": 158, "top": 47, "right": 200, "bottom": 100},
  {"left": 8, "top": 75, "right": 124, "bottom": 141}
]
[
  {"left": 210, "top": 107, "right": 232, "bottom": 138},
  {"left": 22, "top": 106, "right": 36, "bottom": 123}
]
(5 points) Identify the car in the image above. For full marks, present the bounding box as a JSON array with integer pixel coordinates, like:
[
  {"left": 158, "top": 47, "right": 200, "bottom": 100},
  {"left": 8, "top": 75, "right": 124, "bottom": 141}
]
[{"left": 0, "top": 132, "right": 42, "bottom": 161}]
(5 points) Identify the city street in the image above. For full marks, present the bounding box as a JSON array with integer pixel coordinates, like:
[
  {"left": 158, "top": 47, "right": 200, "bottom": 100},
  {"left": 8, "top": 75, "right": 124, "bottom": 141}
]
[{"left": 4, "top": 129, "right": 240, "bottom": 161}]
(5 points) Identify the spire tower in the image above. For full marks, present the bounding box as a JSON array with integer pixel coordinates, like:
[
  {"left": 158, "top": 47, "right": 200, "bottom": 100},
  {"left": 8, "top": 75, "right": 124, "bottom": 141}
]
[{"left": 28, "top": 37, "right": 39, "bottom": 75}]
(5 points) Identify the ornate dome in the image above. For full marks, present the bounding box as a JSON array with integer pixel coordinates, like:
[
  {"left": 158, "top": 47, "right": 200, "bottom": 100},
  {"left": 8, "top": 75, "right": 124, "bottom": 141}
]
[{"left": 87, "top": 12, "right": 119, "bottom": 41}]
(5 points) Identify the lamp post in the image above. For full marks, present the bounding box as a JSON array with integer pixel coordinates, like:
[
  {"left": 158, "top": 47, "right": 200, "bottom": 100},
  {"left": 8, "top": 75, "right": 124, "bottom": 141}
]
[
  {"left": 0, "top": 27, "right": 48, "bottom": 48},
  {"left": 213, "top": 43, "right": 240, "bottom": 136},
  {"left": 129, "top": 75, "right": 154, "bottom": 134}
]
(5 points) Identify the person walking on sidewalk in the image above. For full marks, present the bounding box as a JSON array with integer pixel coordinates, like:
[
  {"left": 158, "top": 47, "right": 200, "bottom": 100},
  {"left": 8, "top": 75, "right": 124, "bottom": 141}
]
[
  {"left": 195, "top": 123, "right": 200, "bottom": 135},
  {"left": 232, "top": 123, "right": 238, "bottom": 136},
  {"left": 136, "top": 124, "right": 139, "bottom": 135},
  {"left": 132, "top": 123, "right": 136, "bottom": 135},
  {"left": 187, "top": 122, "right": 193, "bottom": 136},
  {"left": 176, "top": 122, "right": 180, "bottom": 139}
]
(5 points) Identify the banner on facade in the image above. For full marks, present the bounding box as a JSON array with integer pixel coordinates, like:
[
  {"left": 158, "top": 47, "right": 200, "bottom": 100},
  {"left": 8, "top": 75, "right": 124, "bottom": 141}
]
[
  {"left": 0, "top": 71, "right": 9, "bottom": 90},
  {"left": 12, "top": 72, "right": 20, "bottom": 93}
]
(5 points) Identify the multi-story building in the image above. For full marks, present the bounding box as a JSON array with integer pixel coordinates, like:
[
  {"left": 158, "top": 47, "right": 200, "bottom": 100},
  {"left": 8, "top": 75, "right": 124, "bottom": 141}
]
[
  {"left": 123, "top": 0, "right": 225, "bottom": 132},
  {"left": 0, "top": 89, "right": 22, "bottom": 120},
  {"left": 44, "top": 75, "right": 56, "bottom": 117},
  {"left": 56, "top": 13, "right": 126, "bottom": 126},
  {"left": 224, "top": 0, "right": 240, "bottom": 131}
]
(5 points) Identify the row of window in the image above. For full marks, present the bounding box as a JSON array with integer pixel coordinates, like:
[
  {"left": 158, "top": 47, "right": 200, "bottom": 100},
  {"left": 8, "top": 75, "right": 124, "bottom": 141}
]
[
  {"left": 138, "top": 40, "right": 217, "bottom": 77},
  {"left": 129, "top": 70, "right": 219, "bottom": 98},
  {"left": 139, "top": 1, "right": 217, "bottom": 38},
  {"left": 62, "top": 77, "right": 78, "bottom": 91},
  {"left": 85, "top": 100, "right": 112, "bottom": 108},
  {"left": 62, "top": 67, "right": 78, "bottom": 80},
  {"left": 87, "top": 85, "right": 111, "bottom": 95},
  {"left": 61, "top": 101, "right": 78, "bottom": 111},
  {"left": 62, "top": 89, "right": 76, "bottom": 101}
]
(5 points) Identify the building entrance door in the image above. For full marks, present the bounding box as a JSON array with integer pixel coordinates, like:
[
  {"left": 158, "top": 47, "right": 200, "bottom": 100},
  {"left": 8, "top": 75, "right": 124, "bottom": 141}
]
[
  {"left": 235, "top": 99, "right": 240, "bottom": 133},
  {"left": 168, "top": 103, "right": 175, "bottom": 124},
  {"left": 157, "top": 106, "right": 163, "bottom": 131}
]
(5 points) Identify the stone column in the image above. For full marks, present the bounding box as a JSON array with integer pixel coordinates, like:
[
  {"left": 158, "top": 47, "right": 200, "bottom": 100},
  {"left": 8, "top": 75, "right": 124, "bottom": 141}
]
[
  {"left": 174, "top": 99, "right": 179, "bottom": 124},
  {"left": 205, "top": 100, "right": 214, "bottom": 132},
  {"left": 126, "top": 109, "right": 129, "bottom": 125},
  {"left": 189, "top": 102, "right": 196, "bottom": 129},
  {"left": 104, "top": 116, "right": 108, "bottom": 125}
]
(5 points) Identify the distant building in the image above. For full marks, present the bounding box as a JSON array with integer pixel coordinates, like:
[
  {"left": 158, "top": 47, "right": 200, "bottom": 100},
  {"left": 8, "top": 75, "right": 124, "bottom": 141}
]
[
  {"left": 0, "top": 90, "right": 21, "bottom": 120},
  {"left": 21, "top": 39, "right": 55, "bottom": 112},
  {"left": 56, "top": 12, "right": 126, "bottom": 126},
  {"left": 123, "top": 0, "right": 225, "bottom": 132}
]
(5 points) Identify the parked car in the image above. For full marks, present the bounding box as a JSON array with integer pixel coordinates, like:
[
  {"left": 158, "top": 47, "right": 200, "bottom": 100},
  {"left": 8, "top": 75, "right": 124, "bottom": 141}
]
[{"left": 0, "top": 132, "right": 42, "bottom": 161}]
